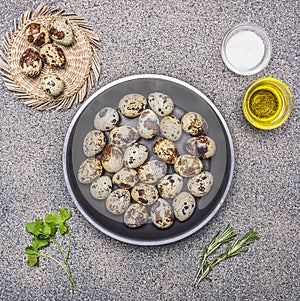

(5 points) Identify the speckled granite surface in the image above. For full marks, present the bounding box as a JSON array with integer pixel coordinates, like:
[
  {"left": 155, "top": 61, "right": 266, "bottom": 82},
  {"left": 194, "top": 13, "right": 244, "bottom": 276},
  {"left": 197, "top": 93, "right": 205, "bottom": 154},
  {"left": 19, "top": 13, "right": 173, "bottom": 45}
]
[{"left": 0, "top": 1, "right": 299, "bottom": 300}]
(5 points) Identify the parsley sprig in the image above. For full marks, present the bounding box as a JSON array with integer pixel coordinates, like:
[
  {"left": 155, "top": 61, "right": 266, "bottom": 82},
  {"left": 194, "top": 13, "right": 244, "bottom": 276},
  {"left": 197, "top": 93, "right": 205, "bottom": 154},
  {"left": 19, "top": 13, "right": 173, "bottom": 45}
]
[
  {"left": 25, "top": 207, "right": 75, "bottom": 295},
  {"left": 194, "top": 225, "right": 259, "bottom": 286}
]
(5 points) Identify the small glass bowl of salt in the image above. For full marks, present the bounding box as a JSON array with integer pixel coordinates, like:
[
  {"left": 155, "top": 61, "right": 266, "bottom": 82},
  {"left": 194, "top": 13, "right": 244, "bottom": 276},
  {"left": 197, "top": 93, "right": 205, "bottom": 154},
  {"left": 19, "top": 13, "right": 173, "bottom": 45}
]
[{"left": 221, "top": 23, "right": 272, "bottom": 75}]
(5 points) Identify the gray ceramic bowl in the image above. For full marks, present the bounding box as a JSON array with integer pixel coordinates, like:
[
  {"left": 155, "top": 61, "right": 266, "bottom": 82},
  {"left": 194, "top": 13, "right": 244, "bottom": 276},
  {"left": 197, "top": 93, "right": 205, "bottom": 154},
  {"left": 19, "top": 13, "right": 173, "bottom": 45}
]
[{"left": 63, "top": 74, "right": 234, "bottom": 246}]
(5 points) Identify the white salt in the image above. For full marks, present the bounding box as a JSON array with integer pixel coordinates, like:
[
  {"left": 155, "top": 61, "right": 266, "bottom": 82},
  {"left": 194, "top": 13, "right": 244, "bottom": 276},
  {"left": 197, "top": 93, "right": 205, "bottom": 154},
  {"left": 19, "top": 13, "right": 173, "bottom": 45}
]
[{"left": 225, "top": 30, "right": 265, "bottom": 71}]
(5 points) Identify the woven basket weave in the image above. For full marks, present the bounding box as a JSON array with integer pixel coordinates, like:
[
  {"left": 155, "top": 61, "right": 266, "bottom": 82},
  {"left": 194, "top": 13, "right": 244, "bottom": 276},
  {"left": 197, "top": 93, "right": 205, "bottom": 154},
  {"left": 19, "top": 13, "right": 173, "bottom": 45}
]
[{"left": 0, "top": 5, "right": 101, "bottom": 110}]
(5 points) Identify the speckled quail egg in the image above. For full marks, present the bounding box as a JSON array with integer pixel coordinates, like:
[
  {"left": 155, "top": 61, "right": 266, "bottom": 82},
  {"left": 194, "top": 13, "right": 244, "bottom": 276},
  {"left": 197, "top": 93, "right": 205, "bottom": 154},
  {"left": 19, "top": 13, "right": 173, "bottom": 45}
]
[
  {"left": 137, "top": 109, "right": 160, "bottom": 139},
  {"left": 40, "top": 74, "right": 64, "bottom": 97},
  {"left": 185, "top": 135, "right": 216, "bottom": 159},
  {"left": 106, "top": 189, "right": 131, "bottom": 215},
  {"left": 148, "top": 92, "right": 174, "bottom": 116},
  {"left": 159, "top": 115, "right": 182, "bottom": 141},
  {"left": 90, "top": 176, "right": 112, "bottom": 200},
  {"left": 187, "top": 171, "right": 214, "bottom": 197},
  {"left": 124, "top": 203, "right": 148, "bottom": 228},
  {"left": 109, "top": 126, "right": 139, "bottom": 148},
  {"left": 40, "top": 43, "right": 66, "bottom": 68},
  {"left": 101, "top": 144, "right": 123, "bottom": 173},
  {"left": 153, "top": 138, "right": 178, "bottom": 164},
  {"left": 118, "top": 93, "right": 147, "bottom": 118},
  {"left": 82, "top": 130, "right": 106, "bottom": 157},
  {"left": 172, "top": 192, "right": 196, "bottom": 222},
  {"left": 174, "top": 154, "right": 203, "bottom": 177},
  {"left": 123, "top": 143, "right": 148, "bottom": 169},
  {"left": 181, "top": 112, "right": 208, "bottom": 136},
  {"left": 151, "top": 198, "right": 174, "bottom": 229},
  {"left": 19, "top": 48, "right": 43, "bottom": 77},
  {"left": 112, "top": 167, "right": 138, "bottom": 189},
  {"left": 77, "top": 158, "right": 102, "bottom": 184},
  {"left": 157, "top": 174, "right": 183, "bottom": 199},
  {"left": 25, "top": 23, "right": 51, "bottom": 47},
  {"left": 48, "top": 17, "right": 74, "bottom": 46},
  {"left": 94, "top": 107, "right": 119, "bottom": 131},
  {"left": 131, "top": 183, "right": 159, "bottom": 205},
  {"left": 138, "top": 160, "right": 167, "bottom": 184}
]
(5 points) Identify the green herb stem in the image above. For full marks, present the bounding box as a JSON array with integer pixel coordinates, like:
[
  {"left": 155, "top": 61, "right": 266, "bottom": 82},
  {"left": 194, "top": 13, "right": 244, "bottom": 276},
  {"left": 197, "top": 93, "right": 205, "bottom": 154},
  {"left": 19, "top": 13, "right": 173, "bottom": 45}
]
[
  {"left": 66, "top": 231, "right": 71, "bottom": 261},
  {"left": 50, "top": 233, "right": 75, "bottom": 294},
  {"left": 39, "top": 251, "right": 75, "bottom": 295},
  {"left": 38, "top": 252, "right": 69, "bottom": 276},
  {"left": 50, "top": 237, "right": 66, "bottom": 258}
]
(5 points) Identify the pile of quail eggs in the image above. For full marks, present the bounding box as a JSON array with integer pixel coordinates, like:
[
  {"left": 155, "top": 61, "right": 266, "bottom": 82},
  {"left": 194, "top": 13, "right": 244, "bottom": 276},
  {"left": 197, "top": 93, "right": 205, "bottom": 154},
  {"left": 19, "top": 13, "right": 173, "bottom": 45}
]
[
  {"left": 19, "top": 18, "right": 75, "bottom": 97},
  {"left": 77, "top": 92, "right": 216, "bottom": 230}
]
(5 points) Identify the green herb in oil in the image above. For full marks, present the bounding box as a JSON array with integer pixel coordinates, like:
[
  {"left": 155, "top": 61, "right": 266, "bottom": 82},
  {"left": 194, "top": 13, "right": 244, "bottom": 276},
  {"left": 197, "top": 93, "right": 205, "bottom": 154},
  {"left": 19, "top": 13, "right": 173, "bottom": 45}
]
[{"left": 249, "top": 89, "right": 279, "bottom": 119}]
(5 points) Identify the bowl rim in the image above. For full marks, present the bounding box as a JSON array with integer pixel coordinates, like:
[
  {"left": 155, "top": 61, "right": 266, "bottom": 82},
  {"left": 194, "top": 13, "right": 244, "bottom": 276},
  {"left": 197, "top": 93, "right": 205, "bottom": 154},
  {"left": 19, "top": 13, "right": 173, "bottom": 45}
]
[
  {"left": 242, "top": 77, "right": 293, "bottom": 130},
  {"left": 221, "top": 22, "right": 272, "bottom": 76},
  {"left": 62, "top": 74, "right": 235, "bottom": 246}
]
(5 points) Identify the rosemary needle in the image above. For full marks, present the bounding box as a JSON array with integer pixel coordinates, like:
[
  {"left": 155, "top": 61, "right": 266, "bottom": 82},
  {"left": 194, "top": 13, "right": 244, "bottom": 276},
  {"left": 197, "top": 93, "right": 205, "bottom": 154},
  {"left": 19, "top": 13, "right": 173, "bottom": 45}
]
[{"left": 194, "top": 225, "right": 259, "bottom": 287}]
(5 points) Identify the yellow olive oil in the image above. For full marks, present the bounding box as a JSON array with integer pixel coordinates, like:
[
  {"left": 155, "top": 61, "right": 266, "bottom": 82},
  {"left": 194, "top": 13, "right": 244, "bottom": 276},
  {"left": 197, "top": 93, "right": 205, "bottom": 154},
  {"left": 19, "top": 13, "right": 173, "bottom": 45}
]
[
  {"left": 247, "top": 86, "right": 282, "bottom": 120},
  {"left": 242, "top": 78, "right": 292, "bottom": 130}
]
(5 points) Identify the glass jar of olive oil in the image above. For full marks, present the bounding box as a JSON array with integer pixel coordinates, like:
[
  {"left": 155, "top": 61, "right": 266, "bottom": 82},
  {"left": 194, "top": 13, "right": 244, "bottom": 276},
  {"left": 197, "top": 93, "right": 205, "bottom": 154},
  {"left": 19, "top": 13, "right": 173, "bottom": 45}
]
[{"left": 242, "top": 77, "right": 292, "bottom": 130}]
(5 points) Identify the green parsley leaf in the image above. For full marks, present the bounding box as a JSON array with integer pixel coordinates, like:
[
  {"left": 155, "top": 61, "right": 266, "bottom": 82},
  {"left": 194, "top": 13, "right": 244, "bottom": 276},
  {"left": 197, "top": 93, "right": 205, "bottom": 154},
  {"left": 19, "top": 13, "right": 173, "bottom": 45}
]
[
  {"left": 25, "top": 219, "right": 44, "bottom": 237},
  {"left": 25, "top": 237, "right": 49, "bottom": 266},
  {"left": 25, "top": 246, "right": 38, "bottom": 255},
  {"left": 45, "top": 207, "right": 72, "bottom": 234},
  {"left": 25, "top": 246, "right": 39, "bottom": 266},
  {"left": 41, "top": 222, "right": 57, "bottom": 237},
  {"left": 26, "top": 219, "right": 57, "bottom": 239},
  {"left": 31, "top": 237, "right": 49, "bottom": 250}
]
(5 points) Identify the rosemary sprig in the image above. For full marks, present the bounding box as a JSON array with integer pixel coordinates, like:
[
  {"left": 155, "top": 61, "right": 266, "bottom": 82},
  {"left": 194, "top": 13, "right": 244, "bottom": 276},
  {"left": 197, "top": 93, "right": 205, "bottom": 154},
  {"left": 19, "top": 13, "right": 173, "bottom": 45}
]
[
  {"left": 194, "top": 225, "right": 259, "bottom": 286},
  {"left": 194, "top": 224, "right": 237, "bottom": 284}
]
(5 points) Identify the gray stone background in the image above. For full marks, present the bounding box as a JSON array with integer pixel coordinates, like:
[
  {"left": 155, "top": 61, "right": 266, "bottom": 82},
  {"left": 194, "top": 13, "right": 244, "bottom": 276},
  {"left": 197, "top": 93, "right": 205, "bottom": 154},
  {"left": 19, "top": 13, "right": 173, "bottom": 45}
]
[{"left": 0, "top": 0, "right": 299, "bottom": 300}]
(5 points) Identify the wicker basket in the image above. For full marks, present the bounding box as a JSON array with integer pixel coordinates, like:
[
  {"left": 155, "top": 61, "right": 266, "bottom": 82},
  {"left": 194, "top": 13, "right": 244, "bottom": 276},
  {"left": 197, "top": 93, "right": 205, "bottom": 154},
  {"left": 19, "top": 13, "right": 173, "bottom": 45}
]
[{"left": 0, "top": 5, "right": 101, "bottom": 110}]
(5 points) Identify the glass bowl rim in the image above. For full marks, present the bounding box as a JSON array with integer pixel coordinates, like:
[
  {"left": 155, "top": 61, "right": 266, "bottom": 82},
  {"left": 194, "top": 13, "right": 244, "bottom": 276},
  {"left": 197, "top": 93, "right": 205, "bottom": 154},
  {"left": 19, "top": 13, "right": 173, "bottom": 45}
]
[
  {"left": 221, "top": 22, "right": 272, "bottom": 76},
  {"left": 242, "top": 77, "right": 293, "bottom": 130}
]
